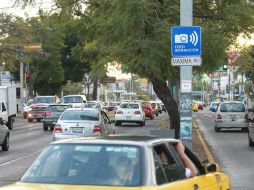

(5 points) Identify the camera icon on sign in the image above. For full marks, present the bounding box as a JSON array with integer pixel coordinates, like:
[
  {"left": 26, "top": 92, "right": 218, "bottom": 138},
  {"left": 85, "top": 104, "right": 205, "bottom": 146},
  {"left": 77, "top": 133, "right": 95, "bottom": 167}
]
[{"left": 175, "top": 34, "right": 188, "bottom": 43}]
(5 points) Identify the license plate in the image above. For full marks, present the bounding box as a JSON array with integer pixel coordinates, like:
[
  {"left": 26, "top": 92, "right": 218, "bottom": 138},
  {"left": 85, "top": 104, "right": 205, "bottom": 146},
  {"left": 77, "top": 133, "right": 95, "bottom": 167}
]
[
  {"left": 230, "top": 115, "right": 236, "bottom": 120},
  {"left": 126, "top": 116, "right": 132, "bottom": 120},
  {"left": 72, "top": 127, "right": 83, "bottom": 133}
]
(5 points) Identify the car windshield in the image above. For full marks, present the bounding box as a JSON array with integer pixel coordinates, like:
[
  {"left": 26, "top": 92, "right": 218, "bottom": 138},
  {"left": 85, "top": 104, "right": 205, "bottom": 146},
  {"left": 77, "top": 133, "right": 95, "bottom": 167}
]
[
  {"left": 21, "top": 144, "right": 141, "bottom": 186},
  {"left": 60, "top": 110, "right": 99, "bottom": 121},
  {"left": 33, "top": 97, "right": 55, "bottom": 104},
  {"left": 220, "top": 103, "right": 245, "bottom": 112},
  {"left": 48, "top": 105, "right": 69, "bottom": 112},
  {"left": 84, "top": 103, "right": 97, "bottom": 108},
  {"left": 120, "top": 104, "right": 139, "bottom": 109},
  {"left": 63, "top": 96, "right": 83, "bottom": 103}
]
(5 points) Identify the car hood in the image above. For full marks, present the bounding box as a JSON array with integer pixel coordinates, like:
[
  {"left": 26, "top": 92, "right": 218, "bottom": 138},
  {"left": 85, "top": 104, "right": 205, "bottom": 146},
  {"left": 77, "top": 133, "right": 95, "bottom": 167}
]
[
  {"left": 0, "top": 182, "right": 143, "bottom": 190},
  {"left": 31, "top": 103, "right": 49, "bottom": 107}
]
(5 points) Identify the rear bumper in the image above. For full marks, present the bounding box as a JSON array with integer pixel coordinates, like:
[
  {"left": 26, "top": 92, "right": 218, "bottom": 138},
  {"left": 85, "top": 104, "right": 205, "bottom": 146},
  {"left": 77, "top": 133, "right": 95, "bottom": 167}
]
[
  {"left": 216, "top": 120, "right": 248, "bottom": 128},
  {"left": 43, "top": 120, "right": 57, "bottom": 127},
  {"left": 115, "top": 115, "right": 143, "bottom": 122},
  {"left": 53, "top": 133, "right": 101, "bottom": 141}
]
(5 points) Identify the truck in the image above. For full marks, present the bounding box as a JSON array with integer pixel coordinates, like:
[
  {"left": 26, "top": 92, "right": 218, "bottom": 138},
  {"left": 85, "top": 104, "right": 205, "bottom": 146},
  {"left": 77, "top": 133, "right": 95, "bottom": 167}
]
[
  {"left": 62, "top": 95, "right": 87, "bottom": 108},
  {"left": 0, "top": 86, "right": 17, "bottom": 130},
  {"left": 27, "top": 96, "right": 58, "bottom": 122}
]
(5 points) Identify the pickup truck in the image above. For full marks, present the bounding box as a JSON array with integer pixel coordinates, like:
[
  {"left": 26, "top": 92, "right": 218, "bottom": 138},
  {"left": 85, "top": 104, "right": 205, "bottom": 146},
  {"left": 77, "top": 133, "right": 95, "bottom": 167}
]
[{"left": 27, "top": 96, "right": 58, "bottom": 122}]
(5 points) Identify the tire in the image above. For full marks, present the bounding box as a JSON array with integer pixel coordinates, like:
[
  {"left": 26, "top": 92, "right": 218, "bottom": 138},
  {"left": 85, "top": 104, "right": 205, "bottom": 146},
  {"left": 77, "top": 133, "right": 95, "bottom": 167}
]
[
  {"left": 139, "top": 120, "right": 145, "bottom": 127},
  {"left": 37, "top": 119, "right": 42, "bottom": 122},
  {"left": 2, "top": 135, "right": 9, "bottom": 151},
  {"left": 7, "top": 118, "right": 13, "bottom": 130},
  {"left": 150, "top": 115, "right": 154, "bottom": 120},
  {"left": 242, "top": 128, "right": 248, "bottom": 133},
  {"left": 50, "top": 127, "right": 54, "bottom": 131},
  {"left": 115, "top": 121, "right": 120, "bottom": 126},
  {"left": 23, "top": 112, "right": 27, "bottom": 119},
  {"left": 215, "top": 126, "right": 220, "bottom": 132},
  {"left": 43, "top": 124, "right": 48, "bottom": 131},
  {"left": 249, "top": 135, "right": 254, "bottom": 147},
  {"left": 28, "top": 118, "right": 33, "bottom": 122}
]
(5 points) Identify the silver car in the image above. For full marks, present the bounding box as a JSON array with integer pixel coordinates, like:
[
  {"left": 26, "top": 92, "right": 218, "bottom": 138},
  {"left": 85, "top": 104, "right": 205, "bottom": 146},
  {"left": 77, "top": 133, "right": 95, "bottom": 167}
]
[
  {"left": 0, "top": 118, "right": 9, "bottom": 151},
  {"left": 214, "top": 101, "right": 248, "bottom": 132},
  {"left": 53, "top": 108, "right": 115, "bottom": 141}
]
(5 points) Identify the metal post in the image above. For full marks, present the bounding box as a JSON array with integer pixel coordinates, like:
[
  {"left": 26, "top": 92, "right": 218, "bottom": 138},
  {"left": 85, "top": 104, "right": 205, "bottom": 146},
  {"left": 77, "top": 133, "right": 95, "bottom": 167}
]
[
  {"left": 180, "top": 0, "right": 193, "bottom": 150},
  {"left": 20, "top": 52, "right": 24, "bottom": 113}
]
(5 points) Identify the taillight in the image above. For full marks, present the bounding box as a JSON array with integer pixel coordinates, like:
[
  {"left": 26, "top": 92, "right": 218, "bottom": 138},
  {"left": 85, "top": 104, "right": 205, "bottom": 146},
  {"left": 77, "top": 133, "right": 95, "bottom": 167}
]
[
  {"left": 217, "top": 114, "right": 222, "bottom": 119},
  {"left": 117, "top": 111, "right": 123, "bottom": 114},
  {"left": 54, "top": 125, "right": 62, "bottom": 133},
  {"left": 134, "top": 111, "right": 141, "bottom": 114},
  {"left": 44, "top": 111, "right": 52, "bottom": 116},
  {"left": 93, "top": 125, "right": 102, "bottom": 133},
  {"left": 245, "top": 114, "right": 248, "bottom": 120}
]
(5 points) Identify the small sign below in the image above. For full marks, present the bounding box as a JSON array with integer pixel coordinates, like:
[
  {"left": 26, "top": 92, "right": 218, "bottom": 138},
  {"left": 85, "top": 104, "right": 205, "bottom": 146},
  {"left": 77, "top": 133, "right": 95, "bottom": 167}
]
[
  {"left": 181, "top": 80, "right": 192, "bottom": 92},
  {"left": 171, "top": 57, "right": 201, "bottom": 66}
]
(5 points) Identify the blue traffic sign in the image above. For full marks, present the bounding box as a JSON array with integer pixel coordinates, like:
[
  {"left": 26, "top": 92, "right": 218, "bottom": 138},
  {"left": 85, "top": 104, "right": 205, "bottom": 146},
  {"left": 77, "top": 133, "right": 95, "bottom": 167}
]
[{"left": 171, "top": 26, "right": 201, "bottom": 57}]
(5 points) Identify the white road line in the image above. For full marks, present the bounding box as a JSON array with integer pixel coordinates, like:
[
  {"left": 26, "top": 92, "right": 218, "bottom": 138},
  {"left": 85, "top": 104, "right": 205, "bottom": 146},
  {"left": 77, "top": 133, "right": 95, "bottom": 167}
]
[{"left": 0, "top": 149, "right": 43, "bottom": 167}]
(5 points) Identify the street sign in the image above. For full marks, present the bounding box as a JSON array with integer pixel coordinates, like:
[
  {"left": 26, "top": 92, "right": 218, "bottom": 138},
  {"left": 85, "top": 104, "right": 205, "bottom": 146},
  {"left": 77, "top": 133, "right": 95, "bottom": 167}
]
[
  {"left": 171, "top": 26, "right": 201, "bottom": 57},
  {"left": 106, "top": 76, "right": 116, "bottom": 83},
  {"left": 171, "top": 57, "right": 201, "bottom": 66}
]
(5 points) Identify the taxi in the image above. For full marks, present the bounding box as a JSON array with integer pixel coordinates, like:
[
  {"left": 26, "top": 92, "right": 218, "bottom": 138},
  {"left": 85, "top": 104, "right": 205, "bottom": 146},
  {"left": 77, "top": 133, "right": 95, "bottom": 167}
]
[
  {"left": 0, "top": 135, "right": 231, "bottom": 190},
  {"left": 192, "top": 101, "right": 199, "bottom": 112}
]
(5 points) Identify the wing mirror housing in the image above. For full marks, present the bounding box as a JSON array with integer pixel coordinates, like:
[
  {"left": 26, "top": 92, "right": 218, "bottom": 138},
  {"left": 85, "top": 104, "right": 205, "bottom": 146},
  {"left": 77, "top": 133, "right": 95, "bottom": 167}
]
[{"left": 204, "top": 163, "right": 220, "bottom": 173}]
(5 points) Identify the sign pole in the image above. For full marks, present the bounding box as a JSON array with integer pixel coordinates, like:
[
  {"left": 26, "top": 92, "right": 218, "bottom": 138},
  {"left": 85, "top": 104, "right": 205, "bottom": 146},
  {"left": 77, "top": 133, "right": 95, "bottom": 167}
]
[{"left": 180, "top": 0, "right": 193, "bottom": 150}]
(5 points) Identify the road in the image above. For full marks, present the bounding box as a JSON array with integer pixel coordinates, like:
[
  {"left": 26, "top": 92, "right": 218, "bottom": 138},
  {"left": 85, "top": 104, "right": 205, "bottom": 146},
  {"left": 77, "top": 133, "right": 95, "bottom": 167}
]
[
  {"left": 0, "top": 113, "right": 168, "bottom": 187},
  {"left": 194, "top": 107, "right": 254, "bottom": 190}
]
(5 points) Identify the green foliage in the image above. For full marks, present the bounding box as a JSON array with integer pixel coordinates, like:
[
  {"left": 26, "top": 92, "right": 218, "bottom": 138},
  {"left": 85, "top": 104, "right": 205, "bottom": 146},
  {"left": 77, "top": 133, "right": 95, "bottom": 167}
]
[{"left": 62, "top": 80, "right": 83, "bottom": 95}]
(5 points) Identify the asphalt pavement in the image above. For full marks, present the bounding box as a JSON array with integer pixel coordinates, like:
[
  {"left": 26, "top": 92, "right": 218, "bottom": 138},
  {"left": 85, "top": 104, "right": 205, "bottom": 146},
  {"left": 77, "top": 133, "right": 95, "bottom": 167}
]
[{"left": 194, "top": 108, "right": 254, "bottom": 190}]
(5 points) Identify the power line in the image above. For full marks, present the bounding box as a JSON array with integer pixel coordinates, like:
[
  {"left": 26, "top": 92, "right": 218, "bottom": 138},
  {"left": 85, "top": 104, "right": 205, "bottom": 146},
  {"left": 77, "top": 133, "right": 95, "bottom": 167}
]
[{"left": 0, "top": 1, "right": 54, "bottom": 10}]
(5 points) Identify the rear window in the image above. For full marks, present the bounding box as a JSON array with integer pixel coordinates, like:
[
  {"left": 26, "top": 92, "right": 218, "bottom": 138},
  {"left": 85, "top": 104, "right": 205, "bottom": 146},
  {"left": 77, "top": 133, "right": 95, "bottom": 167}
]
[
  {"left": 220, "top": 103, "right": 245, "bottom": 112},
  {"left": 120, "top": 104, "right": 139, "bottom": 109},
  {"left": 33, "top": 97, "right": 55, "bottom": 103},
  {"left": 21, "top": 144, "right": 141, "bottom": 186},
  {"left": 48, "top": 105, "right": 69, "bottom": 112},
  {"left": 63, "top": 96, "right": 83, "bottom": 103},
  {"left": 61, "top": 110, "right": 99, "bottom": 121}
]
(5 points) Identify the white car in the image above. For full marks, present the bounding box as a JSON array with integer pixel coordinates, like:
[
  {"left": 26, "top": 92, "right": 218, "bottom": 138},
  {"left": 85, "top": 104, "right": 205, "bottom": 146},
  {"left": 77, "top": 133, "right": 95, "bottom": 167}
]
[
  {"left": 53, "top": 108, "right": 115, "bottom": 141},
  {"left": 62, "top": 95, "right": 87, "bottom": 108},
  {"left": 115, "top": 102, "right": 145, "bottom": 126}
]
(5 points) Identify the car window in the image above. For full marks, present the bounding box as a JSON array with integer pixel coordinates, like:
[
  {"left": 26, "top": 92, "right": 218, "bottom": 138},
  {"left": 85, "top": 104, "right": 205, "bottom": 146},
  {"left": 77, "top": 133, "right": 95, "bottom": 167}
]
[
  {"left": 48, "top": 105, "right": 69, "bottom": 112},
  {"left": 153, "top": 144, "right": 183, "bottom": 184},
  {"left": 63, "top": 96, "right": 83, "bottom": 103},
  {"left": 220, "top": 103, "right": 245, "bottom": 112},
  {"left": 61, "top": 110, "right": 99, "bottom": 121},
  {"left": 2, "top": 102, "right": 6, "bottom": 112},
  {"left": 33, "top": 97, "right": 55, "bottom": 103},
  {"left": 21, "top": 144, "right": 141, "bottom": 186}
]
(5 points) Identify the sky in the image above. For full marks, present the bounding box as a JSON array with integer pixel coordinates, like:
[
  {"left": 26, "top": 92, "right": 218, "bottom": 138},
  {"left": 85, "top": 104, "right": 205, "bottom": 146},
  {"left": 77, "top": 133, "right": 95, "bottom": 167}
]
[{"left": 0, "top": 0, "right": 54, "bottom": 18}]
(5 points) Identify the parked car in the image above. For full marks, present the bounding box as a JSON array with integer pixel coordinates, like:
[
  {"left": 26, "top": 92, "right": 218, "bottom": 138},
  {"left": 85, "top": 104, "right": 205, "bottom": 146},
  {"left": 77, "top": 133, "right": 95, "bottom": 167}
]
[
  {"left": 196, "top": 101, "right": 204, "bottom": 110},
  {"left": 53, "top": 108, "right": 115, "bottom": 141},
  {"left": 84, "top": 101, "right": 104, "bottom": 110},
  {"left": 23, "top": 99, "right": 33, "bottom": 119},
  {"left": 210, "top": 102, "right": 218, "bottom": 112},
  {"left": 192, "top": 101, "right": 198, "bottom": 112},
  {"left": 156, "top": 102, "right": 163, "bottom": 114},
  {"left": 115, "top": 102, "right": 145, "bottom": 126},
  {"left": 214, "top": 101, "right": 249, "bottom": 132},
  {"left": 0, "top": 135, "right": 231, "bottom": 189},
  {"left": 141, "top": 102, "right": 154, "bottom": 120},
  {"left": 42, "top": 104, "right": 71, "bottom": 131},
  {"left": 161, "top": 103, "right": 167, "bottom": 112},
  {"left": 0, "top": 118, "right": 9, "bottom": 151}
]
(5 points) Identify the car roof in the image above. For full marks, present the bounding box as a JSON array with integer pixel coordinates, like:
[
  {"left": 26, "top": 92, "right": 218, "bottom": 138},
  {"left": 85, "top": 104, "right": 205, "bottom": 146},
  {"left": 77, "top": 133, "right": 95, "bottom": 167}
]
[
  {"left": 48, "top": 104, "right": 70, "bottom": 106},
  {"left": 63, "top": 95, "right": 85, "bottom": 97},
  {"left": 221, "top": 101, "right": 244, "bottom": 104},
  {"left": 65, "top": 108, "right": 100, "bottom": 111},
  {"left": 51, "top": 135, "right": 179, "bottom": 146}
]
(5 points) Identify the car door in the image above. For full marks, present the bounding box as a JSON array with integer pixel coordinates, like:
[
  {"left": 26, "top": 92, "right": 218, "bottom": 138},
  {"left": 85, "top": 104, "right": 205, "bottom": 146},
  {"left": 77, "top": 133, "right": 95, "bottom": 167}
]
[
  {"left": 166, "top": 143, "right": 222, "bottom": 190},
  {"left": 101, "top": 112, "right": 113, "bottom": 134},
  {"left": 152, "top": 143, "right": 196, "bottom": 189}
]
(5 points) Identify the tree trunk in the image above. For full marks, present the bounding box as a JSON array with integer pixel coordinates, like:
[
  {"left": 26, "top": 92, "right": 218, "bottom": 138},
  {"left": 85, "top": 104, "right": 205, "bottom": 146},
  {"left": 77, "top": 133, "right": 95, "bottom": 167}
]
[
  {"left": 93, "top": 79, "right": 98, "bottom": 100},
  {"left": 149, "top": 76, "right": 180, "bottom": 139}
]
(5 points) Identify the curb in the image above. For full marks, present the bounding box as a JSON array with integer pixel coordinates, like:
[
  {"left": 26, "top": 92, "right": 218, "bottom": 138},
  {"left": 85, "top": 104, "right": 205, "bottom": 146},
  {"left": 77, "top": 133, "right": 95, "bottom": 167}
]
[{"left": 193, "top": 119, "right": 215, "bottom": 163}]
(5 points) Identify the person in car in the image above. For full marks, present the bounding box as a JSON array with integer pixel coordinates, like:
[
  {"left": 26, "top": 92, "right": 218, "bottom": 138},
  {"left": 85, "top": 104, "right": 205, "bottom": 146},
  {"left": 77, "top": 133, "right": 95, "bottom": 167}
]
[{"left": 175, "top": 141, "right": 198, "bottom": 178}]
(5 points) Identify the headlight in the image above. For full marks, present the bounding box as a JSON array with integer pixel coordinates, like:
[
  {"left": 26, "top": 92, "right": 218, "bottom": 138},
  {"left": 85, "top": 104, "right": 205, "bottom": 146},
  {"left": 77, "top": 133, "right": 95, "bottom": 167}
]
[{"left": 28, "top": 107, "right": 32, "bottom": 112}]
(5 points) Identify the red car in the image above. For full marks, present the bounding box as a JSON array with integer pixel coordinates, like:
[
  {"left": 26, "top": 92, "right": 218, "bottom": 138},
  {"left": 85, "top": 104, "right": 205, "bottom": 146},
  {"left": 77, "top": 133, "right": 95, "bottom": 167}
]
[{"left": 141, "top": 102, "right": 154, "bottom": 120}]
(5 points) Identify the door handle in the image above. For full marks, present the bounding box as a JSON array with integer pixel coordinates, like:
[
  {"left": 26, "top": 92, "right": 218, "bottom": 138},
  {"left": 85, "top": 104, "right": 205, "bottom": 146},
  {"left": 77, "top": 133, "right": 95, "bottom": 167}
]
[{"left": 194, "top": 184, "right": 199, "bottom": 190}]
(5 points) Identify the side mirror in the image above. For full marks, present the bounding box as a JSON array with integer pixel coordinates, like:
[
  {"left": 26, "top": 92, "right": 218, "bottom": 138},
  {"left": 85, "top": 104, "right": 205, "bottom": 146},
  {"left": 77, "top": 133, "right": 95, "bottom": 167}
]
[{"left": 204, "top": 163, "right": 220, "bottom": 173}]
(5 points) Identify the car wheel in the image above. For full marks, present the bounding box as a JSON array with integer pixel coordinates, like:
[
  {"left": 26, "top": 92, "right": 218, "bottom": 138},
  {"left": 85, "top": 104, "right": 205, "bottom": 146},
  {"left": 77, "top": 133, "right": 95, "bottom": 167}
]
[
  {"left": 115, "top": 121, "right": 120, "bottom": 126},
  {"left": 28, "top": 118, "right": 33, "bottom": 122},
  {"left": 50, "top": 127, "right": 54, "bottom": 131},
  {"left": 248, "top": 135, "right": 254, "bottom": 147},
  {"left": 43, "top": 124, "right": 48, "bottom": 131},
  {"left": 139, "top": 121, "right": 145, "bottom": 127},
  {"left": 242, "top": 128, "right": 248, "bottom": 132},
  {"left": 215, "top": 126, "right": 220, "bottom": 132},
  {"left": 7, "top": 119, "right": 13, "bottom": 130},
  {"left": 2, "top": 135, "right": 9, "bottom": 151}
]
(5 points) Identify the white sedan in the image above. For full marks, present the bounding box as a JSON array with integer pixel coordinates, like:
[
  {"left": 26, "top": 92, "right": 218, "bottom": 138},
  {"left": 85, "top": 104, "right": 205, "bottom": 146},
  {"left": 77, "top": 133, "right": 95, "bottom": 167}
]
[
  {"left": 53, "top": 108, "right": 115, "bottom": 141},
  {"left": 115, "top": 102, "right": 145, "bottom": 126}
]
